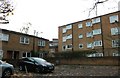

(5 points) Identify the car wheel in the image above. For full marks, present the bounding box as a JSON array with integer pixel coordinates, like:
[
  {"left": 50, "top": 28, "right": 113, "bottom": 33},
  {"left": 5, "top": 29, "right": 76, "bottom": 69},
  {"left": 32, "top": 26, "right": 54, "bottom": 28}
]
[{"left": 2, "top": 69, "right": 12, "bottom": 78}]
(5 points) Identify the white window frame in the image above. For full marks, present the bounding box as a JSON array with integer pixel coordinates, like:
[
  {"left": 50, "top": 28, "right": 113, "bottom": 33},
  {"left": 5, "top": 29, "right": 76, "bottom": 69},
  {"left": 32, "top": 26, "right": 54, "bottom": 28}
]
[
  {"left": 87, "top": 43, "right": 93, "bottom": 48},
  {"left": 20, "top": 37, "right": 29, "bottom": 44},
  {"left": 38, "top": 40, "right": 45, "bottom": 46},
  {"left": 63, "top": 28, "right": 66, "bottom": 33},
  {"left": 113, "top": 52, "right": 120, "bottom": 56},
  {"left": 79, "top": 34, "right": 83, "bottom": 39},
  {"left": 62, "top": 36, "right": 66, "bottom": 42},
  {"left": 22, "top": 52, "right": 31, "bottom": 58},
  {"left": 109, "top": 15, "right": 118, "bottom": 23},
  {"left": 79, "top": 44, "right": 83, "bottom": 49},
  {"left": 66, "top": 34, "right": 72, "bottom": 40},
  {"left": 112, "top": 40, "right": 120, "bottom": 47},
  {"left": 62, "top": 45, "right": 66, "bottom": 51},
  {"left": 86, "top": 32, "right": 93, "bottom": 37},
  {"left": 94, "top": 40, "right": 102, "bottom": 46},
  {"left": 0, "top": 33, "right": 9, "bottom": 41},
  {"left": 92, "top": 17, "right": 100, "bottom": 24},
  {"left": 87, "top": 53, "right": 103, "bottom": 57},
  {"left": 66, "top": 24, "right": 72, "bottom": 30},
  {"left": 86, "top": 21, "right": 92, "bottom": 27},
  {"left": 93, "top": 29, "right": 101, "bottom": 35},
  {"left": 78, "top": 23, "right": 83, "bottom": 28},
  {"left": 111, "top": 27, "right": 120, "bottom": 35},
  {"left": 67, "top": 44, "right": 72, "bottom": 49}
]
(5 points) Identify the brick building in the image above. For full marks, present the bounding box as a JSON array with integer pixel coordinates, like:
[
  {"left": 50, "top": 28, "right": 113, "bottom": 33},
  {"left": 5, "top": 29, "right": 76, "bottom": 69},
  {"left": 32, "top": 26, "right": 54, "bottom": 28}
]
[
  {"left": 49, "top": 39, "right": 58, "bottom": 57},
  {"left": 58, "top": 11, "right": 120, "bottom": 57},
  {"left": 0, "top": 29, "right": 49, "bottom": 59}
]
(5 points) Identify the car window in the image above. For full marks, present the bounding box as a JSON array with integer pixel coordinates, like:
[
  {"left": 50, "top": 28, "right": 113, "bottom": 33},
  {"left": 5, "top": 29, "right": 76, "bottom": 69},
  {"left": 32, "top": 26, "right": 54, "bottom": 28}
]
[
  {"left": 0, "top": 60, "right": 3, "bottom": 64},
  {"left": 28, "top": 58, "right": 35, "bottom": 62},
  {"left": 23, "top": 58, "right": 34, "bottom": 62},
  {"left": 33, "top": 58, "right": 46, "bottom": 64}
]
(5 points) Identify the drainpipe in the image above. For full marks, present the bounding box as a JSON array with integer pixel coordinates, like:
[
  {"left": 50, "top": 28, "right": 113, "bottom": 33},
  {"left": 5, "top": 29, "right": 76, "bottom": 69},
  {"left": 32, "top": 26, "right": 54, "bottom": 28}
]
[
  {"left": 100, "top": 16, "right": 105, "bottom": 57},
  {"left": 33, "top": 36, "right": 35, "bottom": 52},
  {"left": 72, "top": 24, "right": 74, "bottom": 52},
  {"left": 115, "top": 21, "right": 120, "bottom": 55}
]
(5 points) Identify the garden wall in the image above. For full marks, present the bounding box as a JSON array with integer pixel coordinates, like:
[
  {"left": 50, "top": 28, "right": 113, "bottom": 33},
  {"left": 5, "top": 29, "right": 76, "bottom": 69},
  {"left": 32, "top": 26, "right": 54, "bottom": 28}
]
[
  {"left": 4, "top": 57, "right": 120, "bottom": 67},
  {"left": 47, "top": 57, "right": 120, "bottom": 66}
]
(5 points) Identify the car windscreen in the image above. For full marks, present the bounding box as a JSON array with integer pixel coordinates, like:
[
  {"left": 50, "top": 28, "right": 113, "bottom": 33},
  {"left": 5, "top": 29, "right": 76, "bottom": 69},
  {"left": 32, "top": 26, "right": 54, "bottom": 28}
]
[
  {"left": 33, "top": 58, "right": 47, "bottom": 64},
  {"left": 0, "top": 60, "right": 4, "bottom": 64}
]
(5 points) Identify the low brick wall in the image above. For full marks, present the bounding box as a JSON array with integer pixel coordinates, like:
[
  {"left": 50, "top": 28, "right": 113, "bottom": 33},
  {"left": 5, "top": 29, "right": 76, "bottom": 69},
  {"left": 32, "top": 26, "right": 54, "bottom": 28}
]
[
  {"left": 4, "top": 57, "right": 120, "bottom": 67},
  {"left": 47, "top": 57, "right": 120, "bottom": 66}
]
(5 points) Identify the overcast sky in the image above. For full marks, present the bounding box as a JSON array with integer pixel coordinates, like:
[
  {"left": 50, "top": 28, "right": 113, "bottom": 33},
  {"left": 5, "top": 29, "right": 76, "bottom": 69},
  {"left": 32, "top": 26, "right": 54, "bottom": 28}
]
[{"left": 0, "top": 0, "right": 119, "bottom": 40}]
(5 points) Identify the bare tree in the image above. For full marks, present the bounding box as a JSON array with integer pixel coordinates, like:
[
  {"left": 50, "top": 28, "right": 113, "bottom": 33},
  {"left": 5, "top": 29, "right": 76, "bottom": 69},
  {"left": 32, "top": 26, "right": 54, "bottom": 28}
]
[
  {"left": 20, "top": 22, "right": 32, "bottom": 34},
  {"left": 88, "top": 0, "right": 108, "bottom": 17},
  {"left": 0, "top": 0, "right": 15, "bottom": 24}
]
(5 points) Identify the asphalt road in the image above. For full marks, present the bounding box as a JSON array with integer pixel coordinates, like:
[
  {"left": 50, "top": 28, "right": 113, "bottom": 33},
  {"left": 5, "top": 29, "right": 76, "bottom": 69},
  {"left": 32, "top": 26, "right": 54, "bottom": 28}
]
[{"left": 13, "top": 65, "right": 120, "bottom": 77}]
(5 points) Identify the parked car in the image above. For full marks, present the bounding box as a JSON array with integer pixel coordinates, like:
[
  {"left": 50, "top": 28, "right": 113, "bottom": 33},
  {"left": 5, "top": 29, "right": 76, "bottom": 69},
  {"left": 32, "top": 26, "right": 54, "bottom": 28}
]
[
  {"left": 19, "top": 57, "right": 54, "bottom": 73},
  {"left": 0, "top": 60, "right": 14, "bottom": 78}
]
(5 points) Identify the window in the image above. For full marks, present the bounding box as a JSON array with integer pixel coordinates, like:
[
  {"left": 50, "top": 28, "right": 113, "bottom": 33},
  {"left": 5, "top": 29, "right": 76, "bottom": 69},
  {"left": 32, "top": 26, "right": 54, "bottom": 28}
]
[
  {"left": 92, "top": 17, "right": 100, "bottom": 24},
  {"left": 87, "top": 53, "right": 103, "bottom": 57},
  {"left": 87, "top": 43, "right": 93, "bottom": 48},
  {"left": 86, "top": 32, "right": 93, "bottom": 37},
  {"left": 111, "top": 27, "right": 120, "bottom": 35},
  {"left": 93, "top": 29, "right": 101, "bottom": 35},
  {"left": 79, "top": 34, "right": 83, "bottom": 39},
  {"left": 66, "top": 34, "right": 72, "bottom": 39},
  {"left": 112, "top": 40, "right": 120, "bottom": 47},
  {"left": 27, "top": 53, "right": 31, "bottom": 57},
  {"left": 109, "top": 15, "right": 118, "bottom": 23},
  {"left": 63, "top": 28, "right": 66, "bottom": 33},
  {"left": 79, "top": 44, "right": 83, "bottom": 49},
  {"left": 22, "top": 52, "right": 31, "bottom": 58},
  {"left": 63, "top": 36, "right": 66, "bottom": 42},
  {"left": 66, "top": 24, "right": 72, "bottom": 30},
  {"left": 86, "top": 21, "right": 92, "bottom": 27},
  {"left": 62, "top": 25, "right": 72, "bottom": 33},
  {"left": 22, "top": 53, "right": 26, "bottom": 57},
  {"left": 62, "top": 45, "right": 66, "bottom": 51},
  {"left": 38, "top": 40, "right": 45, "bottom": 46},
  {"left": 113, "top": 52, "right": 120, "bottom": 56},
  {"left": 0, "top": 33, "right": 9, "bottom": 41},
  {"left": 94, "top": 40, "right": 102, "bottom": 46},
  {"left": 78, "top": 23, "right": 83, "bottom": 28},
  {"left": 20, "top": 37, "right": 29, "bottom": 44},
  {"left": 67, "top": 44, "right": 72, "bottom": 49}
]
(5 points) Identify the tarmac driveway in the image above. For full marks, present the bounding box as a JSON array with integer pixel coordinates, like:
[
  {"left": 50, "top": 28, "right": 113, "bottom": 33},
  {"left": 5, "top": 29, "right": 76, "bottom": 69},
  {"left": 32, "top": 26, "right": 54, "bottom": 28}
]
[{"left": 13, "top": 65, "right": 119, "bottom": 77}]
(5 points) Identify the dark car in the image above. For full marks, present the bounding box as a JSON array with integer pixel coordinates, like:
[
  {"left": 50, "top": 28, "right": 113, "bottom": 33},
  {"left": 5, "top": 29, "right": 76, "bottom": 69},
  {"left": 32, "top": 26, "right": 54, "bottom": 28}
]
[
  {"left": 0, "top": 60, "right": 14, "bottom": 78},
  {"left": 19, "top": 57, "right": 54, "bottom": 73}
]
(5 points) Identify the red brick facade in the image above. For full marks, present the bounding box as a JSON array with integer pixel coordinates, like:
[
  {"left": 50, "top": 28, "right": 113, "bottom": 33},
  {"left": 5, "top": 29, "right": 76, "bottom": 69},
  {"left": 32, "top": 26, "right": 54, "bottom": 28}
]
[
  {"left": 58, "top": 11, "right": 120, "bottom": 56},
  {"left": 0, "top": 29, "right": 49, "bottom": 59}
]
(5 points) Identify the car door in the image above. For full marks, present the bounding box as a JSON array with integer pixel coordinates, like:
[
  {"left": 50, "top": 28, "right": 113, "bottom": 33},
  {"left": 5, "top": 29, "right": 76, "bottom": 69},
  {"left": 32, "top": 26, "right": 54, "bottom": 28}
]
[{"left": 23, "top": 58, "right": 36, "bottom": 72}]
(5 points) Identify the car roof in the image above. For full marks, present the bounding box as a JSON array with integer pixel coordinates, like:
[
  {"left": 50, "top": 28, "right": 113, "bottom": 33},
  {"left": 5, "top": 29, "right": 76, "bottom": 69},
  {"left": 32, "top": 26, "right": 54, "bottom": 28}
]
[{"left": 21, "top": 57, "right": 44, "bottom": 60}]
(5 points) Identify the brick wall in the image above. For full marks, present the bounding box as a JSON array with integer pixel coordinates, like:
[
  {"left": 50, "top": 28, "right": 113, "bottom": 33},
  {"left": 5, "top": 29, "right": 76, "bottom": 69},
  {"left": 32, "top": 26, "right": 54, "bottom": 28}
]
[{"left": 47, "top": 57, "right": 120, "bottom": 66}]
